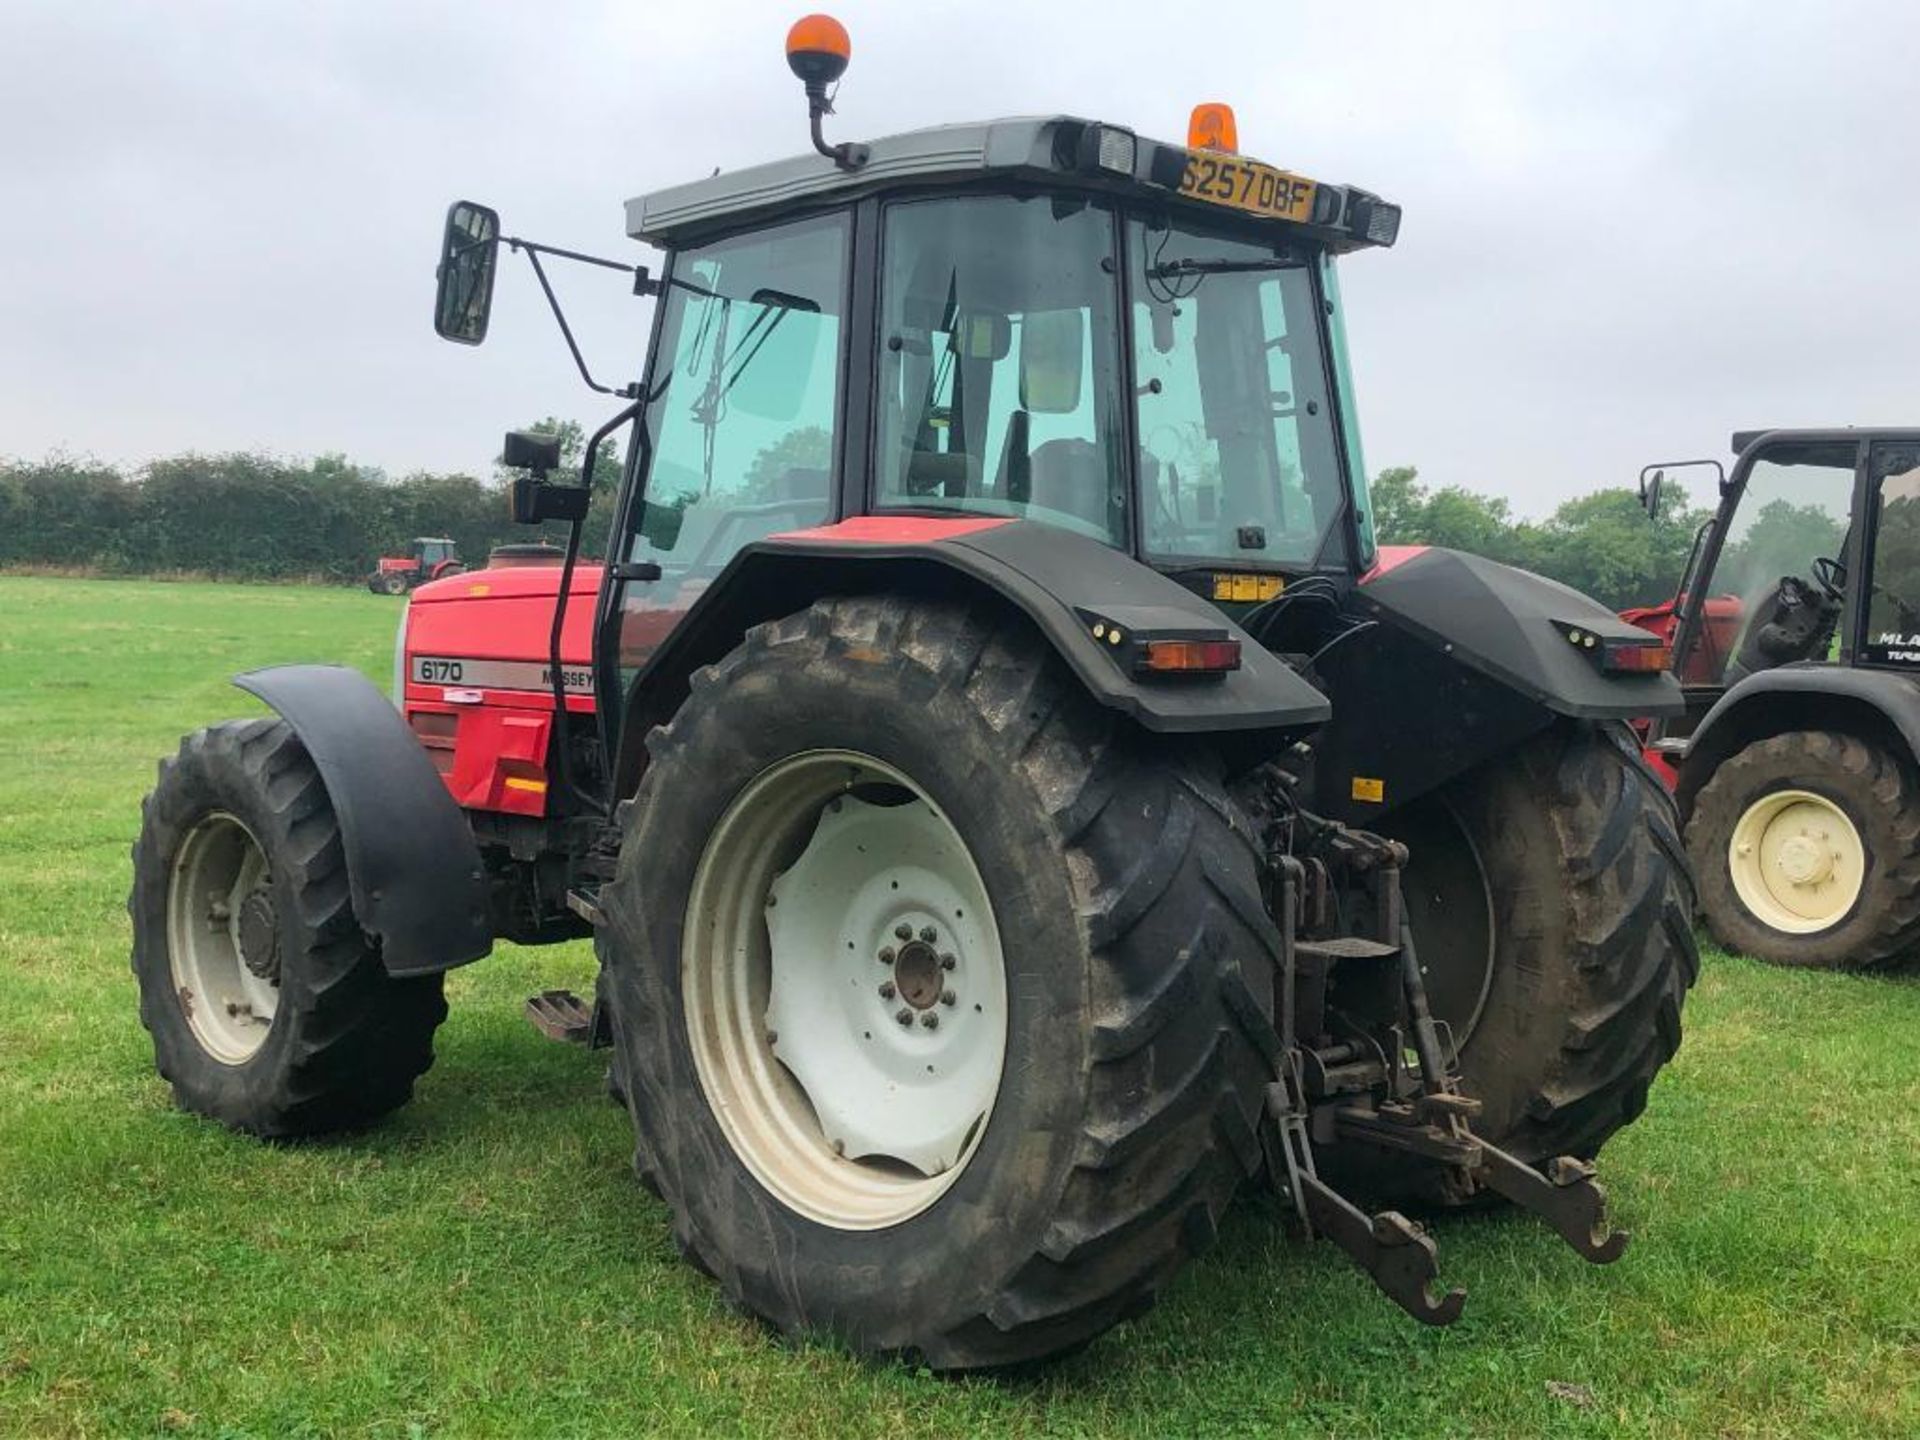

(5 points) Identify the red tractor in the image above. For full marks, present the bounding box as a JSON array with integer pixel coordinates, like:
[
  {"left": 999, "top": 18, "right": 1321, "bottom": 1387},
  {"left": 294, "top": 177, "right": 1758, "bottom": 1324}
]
[
  {"left": 1628, "top": 429, "right": 1920, "bottom": 971},
  {"left": 129, "top": 19, "right": 1695, "bottom": 1368},
  {"left": 367, "top": 535, "right": 463, "bottom": 594}
]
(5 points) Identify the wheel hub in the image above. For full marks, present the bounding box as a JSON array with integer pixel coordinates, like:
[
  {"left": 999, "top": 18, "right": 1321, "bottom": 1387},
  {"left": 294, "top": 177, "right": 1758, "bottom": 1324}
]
[
  {"left": 237, "top": 889, "right": 280, "bottom": 982},
  {"left": 1728, "top": 788, "right": 1864, "bottom": 933},
  {"left": 892, "top": 939, "right": 945, "bottom": 1010},
  {"left": 1775, "top": 833, "right": 1834, "bottom": 888},
  {"left": 166, "top": 812, "right": 280, "bottom": 1063}
]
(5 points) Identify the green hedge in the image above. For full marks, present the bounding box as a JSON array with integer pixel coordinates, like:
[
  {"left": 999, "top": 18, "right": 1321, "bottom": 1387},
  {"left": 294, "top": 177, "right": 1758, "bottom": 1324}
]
[{"left": 0, "top": 433, "right": 616, "bottom": 584}]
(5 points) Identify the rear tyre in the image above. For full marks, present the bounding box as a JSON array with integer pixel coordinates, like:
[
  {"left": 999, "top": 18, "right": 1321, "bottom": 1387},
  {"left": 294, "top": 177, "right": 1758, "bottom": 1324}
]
[
  {"left": 130, "top": 719, "right": 448, "bottom": 1136},
  {"left": 1365, "top": 722, "right": 1696, "bottom": 1195},
  {"left": 1687, "top": 730, "right": 1920, "bottom": 970},
  {"left": 599, "top": 597, "right": 1278, "bottom": 1369}
]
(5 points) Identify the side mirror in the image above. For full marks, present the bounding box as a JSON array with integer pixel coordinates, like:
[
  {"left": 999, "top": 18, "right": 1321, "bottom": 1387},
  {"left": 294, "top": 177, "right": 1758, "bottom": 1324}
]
[
  {"left": 435, "top": 201, "right": 501, "bottom": 345},
  {"left": 1638, "top": 466, "right": 1665, "bottom": 521}
]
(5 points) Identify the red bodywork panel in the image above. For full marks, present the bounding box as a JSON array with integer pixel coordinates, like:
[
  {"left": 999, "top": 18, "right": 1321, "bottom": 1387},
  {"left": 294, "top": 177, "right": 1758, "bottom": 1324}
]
[
  {"left": 1358, "top": 544, "right": 1428, "bottom": 583},
  {"left": 1617, "top": 593, "right": 1743, "bottom": 685},
  {"left": 402, "top": 564, "right": 601, "bottom": 816},
  {"left": 378, "top": 557, "right": 421, "bottom": 574},
  {"left": 772, "top": 515, "right": 1014, "bottom": 544}
]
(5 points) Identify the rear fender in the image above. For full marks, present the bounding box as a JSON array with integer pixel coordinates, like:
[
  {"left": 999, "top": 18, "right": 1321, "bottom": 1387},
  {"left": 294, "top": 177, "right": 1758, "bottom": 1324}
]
[
  {"left": 235, "top": 664, "right": 492, "bottom": 977},
  {"left": 1305, "top": 545, "right": 1686, "bottom": 821},
  {"left": 1674, "top": 666, "right": 1920, "bottom": 819},
  {"left": 611, "top": 518, "right": 1331, "bottom": 797}
]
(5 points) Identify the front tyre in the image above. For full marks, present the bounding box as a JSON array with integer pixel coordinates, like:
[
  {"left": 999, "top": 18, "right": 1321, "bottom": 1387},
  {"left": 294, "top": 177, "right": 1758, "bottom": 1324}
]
[
  {"left": 130, "top": 719, "right": 447, "bottom": 1136},
  {"left": 600, "top": 598, "right": 1278, "bottom": 1369},
  {"left": 1687, "top": 730, "right": 1920, "bottom": 970}
]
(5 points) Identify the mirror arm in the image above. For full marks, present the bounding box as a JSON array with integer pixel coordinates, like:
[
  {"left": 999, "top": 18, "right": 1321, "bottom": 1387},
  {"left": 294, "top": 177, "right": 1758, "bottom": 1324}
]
[{"left": 508, "top": 238, "right": 646, "bottom": 400}]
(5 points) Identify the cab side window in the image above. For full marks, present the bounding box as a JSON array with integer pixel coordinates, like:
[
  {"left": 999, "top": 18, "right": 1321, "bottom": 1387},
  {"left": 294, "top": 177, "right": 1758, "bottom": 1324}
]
[
  {"left": 874, "top": 195, "right": 1127, "bottom": 546},
  {"left": 1865, "top": 446, "right": 1920, "bottom": 664},
  {"left": 631, "top": 214, "right": 847, "bottom": 574}
]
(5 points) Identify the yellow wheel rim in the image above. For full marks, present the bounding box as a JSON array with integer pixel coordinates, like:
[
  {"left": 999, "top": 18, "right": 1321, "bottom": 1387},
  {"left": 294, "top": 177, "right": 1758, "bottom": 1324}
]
[{"left": 1727, "top": 789, "right": 1864, "bottom": 934}]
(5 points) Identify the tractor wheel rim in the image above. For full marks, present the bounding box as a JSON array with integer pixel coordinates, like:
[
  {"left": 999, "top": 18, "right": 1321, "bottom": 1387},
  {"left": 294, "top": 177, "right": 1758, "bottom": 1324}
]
[
  {"left": 1728, "top": 788, "right": 1865, "bottom": 933},
  {"left": 167, "top": 812, "right": 279, "bottom": 1063},
  {"left": 683, "top": 749, "right": 1007, "bottom": 1231}
]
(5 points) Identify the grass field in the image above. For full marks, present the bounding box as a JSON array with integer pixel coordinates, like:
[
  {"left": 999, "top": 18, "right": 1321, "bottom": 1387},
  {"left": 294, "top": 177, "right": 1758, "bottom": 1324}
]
[{"left": 1, "top": 575, "right": 1916, "bottom": 1439}]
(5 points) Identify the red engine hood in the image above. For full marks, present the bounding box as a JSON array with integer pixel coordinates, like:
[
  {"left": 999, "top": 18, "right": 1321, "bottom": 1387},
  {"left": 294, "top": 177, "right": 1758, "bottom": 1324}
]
[{"left": 404, "top": 564, "right": 605, "bottom": 701}]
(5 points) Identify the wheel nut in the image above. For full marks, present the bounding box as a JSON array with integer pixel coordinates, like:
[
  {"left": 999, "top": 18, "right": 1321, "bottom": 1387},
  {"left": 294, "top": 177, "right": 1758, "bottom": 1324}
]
[
  {"left": 920, "top": 1012, "right": 939, "bottom": 1030},
  {"left": 940, "top": 989, "right": 956, "bottom": 1007},
  {"left": 879, "top": 981, "right": 896, "bottom": 1000},
  {"left": 939, "top": 952, "right": 956, "bottom": 971},
  {"left": 878, "top": 947, "right": 896, "bottom": 965},
  {"left": 895, "top": 923, "right": 913, "bottom": 941},
  {"left": 895, "top": 1008, "right": 913, "bottom": 1026},
  {"left": 920, "top": 926, "right": 937, "bottom": 943},
  {"left": 766, "top": 1029, "right": 779, "bottom": 1046}
]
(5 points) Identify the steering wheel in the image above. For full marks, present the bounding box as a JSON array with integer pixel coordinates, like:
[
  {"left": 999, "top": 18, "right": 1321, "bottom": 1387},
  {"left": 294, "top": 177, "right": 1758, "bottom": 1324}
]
[{"left": 1811, "top": 555, "right": 1846, "bottom": 600}]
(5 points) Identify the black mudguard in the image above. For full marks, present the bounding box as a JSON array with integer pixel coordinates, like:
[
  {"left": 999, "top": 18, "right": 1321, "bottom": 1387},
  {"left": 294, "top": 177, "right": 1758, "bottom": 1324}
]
[
  {"left": 1307, "top": 548, "right": 1685, "bottom": 821},
  {"left": 1356, "top": 548, "right": 1683, "bottom": 721},
  {"left": 234, "top": 664, "right": 491, "bottom": 977},
  {"left": 612, "top": 519, "right": 1331, "bottom": 795},
  {"left": 1674, "top": 664, "right": 1920, "bottom": 816}
]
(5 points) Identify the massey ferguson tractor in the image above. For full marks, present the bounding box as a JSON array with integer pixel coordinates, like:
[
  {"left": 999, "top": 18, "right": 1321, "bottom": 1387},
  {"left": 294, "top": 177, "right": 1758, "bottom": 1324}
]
[
  {"left": 366, "top": 535, "right": 463, "bottom": 594},
  {"left": 129, "top": 18, "right": 1696, "bottom": 1368},
  {"left": 1625, "top": 428, "right": 1920, "bottom": 971}
]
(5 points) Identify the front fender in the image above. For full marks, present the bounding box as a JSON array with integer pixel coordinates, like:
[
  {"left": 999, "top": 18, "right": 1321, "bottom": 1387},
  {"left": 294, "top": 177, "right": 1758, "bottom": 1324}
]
[
  {"left": 1676, "top": 665, "right": 1920, "bottom": 815},
  {"left": 235, "top": 664, "right": 491, "bottom": 977}
]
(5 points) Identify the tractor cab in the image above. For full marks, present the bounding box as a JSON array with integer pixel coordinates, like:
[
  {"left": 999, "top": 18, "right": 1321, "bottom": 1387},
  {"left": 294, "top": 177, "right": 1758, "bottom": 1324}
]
[
  {"left": 1637, "top": 428, "right": 1920, "bottom": 969},
  {"left": 1643, "top": 430, "right": 1920, "bottom": 732},
  {"left": 596, "top": 109, "right": 1402, "bottom": 697}
]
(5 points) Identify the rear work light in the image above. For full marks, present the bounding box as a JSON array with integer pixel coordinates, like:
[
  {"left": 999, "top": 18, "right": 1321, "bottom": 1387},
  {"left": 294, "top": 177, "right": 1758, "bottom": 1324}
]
[{"left": 1345, "top": 193, "right": 1402, "bottom": 247}]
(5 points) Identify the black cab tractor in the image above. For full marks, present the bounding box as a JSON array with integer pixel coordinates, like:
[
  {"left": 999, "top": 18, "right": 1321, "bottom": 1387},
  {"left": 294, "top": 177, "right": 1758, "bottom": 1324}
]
[
  {"left": 367, "top": 535, "right": 463, "bottom": 594},
  {"left": 129, "top": 17, "right": 1696, "bottom": 1367},
  {"left": 1629, "top": 428, "right": 1920, "bottom": 971}
]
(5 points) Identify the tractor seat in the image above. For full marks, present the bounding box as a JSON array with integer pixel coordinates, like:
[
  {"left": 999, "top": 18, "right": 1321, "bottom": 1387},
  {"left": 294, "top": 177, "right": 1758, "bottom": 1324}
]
[{"left": 1028, "top": 438, "right": 1108, "bottom": 529}]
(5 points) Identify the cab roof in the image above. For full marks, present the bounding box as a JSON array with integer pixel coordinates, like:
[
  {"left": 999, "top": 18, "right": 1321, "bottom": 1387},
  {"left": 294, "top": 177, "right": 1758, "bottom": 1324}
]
[{"left": 626, "top": 114, "right": 1399, "bottom": 254}]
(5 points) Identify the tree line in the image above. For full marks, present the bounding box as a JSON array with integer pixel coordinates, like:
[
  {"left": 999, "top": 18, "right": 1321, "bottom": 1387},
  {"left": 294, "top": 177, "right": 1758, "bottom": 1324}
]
[
  {"left": 4, "top": 437, "right": 1737, "bottom": 609},
  {"left": 0, "top": 420, "right": 619, "bottom": 584}
]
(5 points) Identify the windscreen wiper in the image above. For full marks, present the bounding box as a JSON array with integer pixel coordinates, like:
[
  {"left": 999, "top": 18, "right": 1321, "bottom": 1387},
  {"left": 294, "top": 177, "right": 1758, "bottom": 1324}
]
[{"left": 1148, "top": 256, "right": 1296, "bottom": 279}]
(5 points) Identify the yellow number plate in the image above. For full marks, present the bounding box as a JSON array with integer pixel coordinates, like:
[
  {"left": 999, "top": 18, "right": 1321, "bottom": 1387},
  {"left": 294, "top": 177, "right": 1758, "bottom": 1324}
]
[{"left": 1177, "top": 153, "right": 1317, "bottom": 224}]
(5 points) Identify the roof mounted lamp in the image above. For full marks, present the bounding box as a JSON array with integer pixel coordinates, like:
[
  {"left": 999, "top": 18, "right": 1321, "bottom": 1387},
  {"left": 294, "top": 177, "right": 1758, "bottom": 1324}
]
[{"left": 786, "top": 14, "right": 869, "bottom": 170}]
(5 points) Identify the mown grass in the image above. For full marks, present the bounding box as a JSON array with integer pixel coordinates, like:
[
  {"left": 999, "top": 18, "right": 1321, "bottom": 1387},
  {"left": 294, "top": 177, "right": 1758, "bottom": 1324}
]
[{"left": 1, "top": 575, "right": 1916, "bottom": 1439}]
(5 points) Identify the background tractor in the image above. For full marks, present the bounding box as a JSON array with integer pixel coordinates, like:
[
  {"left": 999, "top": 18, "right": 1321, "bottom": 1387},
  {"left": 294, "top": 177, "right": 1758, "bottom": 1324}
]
[
  {"left": 367, "top": 535, "right": 463, "bottom": 593},
  {"left": 129, "top": 17, "right": 1695, "bottom": 1368},
  {"left": 1626, "top": 428, "right": 1920, "bottom": 970}
]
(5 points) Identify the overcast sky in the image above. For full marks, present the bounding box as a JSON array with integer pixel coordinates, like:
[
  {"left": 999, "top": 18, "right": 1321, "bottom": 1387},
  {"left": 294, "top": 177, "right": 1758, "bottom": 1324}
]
[{"left": 2, "top": 1, "right": 1914, "bottom": 517}]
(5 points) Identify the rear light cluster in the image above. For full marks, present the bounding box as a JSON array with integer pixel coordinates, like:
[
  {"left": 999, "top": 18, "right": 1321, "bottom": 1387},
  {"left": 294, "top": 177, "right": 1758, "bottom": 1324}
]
[
  {"left": 1560, "top": 622, "right": 1671, "bottom": 675},
  {"left": 1138, "top": 639, "right": 1242, "bottom": 675},
  {"left": 1599, "top": 640, "right": 1672, "bottom": 674},
  {"left": 1079, "top": 607, "right": 1242, "bottom": 680}
]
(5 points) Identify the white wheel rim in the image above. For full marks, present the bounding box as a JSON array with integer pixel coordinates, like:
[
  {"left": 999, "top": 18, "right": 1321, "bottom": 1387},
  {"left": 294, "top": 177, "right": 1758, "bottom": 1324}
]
[
  {"left": 682, "top": 750, "right": 1008, "bottom": 1231},
  {"left": 1727, "top": 788, "right": 1865, "bottom": 934},
  {"left": 167, "top": 812, "right": 280, "bottom": 1062}
]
